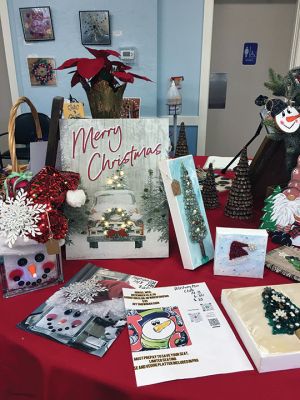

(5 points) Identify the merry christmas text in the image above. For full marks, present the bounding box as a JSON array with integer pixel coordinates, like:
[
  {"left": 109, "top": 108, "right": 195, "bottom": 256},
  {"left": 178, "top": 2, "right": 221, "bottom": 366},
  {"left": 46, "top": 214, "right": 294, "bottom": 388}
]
[{"left": 72, "top": 125, "right": 162, "bottom": 181}]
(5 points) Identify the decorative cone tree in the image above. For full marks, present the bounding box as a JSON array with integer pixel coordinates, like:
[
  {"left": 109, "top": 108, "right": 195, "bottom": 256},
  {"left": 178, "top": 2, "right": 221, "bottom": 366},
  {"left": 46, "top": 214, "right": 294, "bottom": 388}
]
[
  {"left": 106, "top": 167, "right": 128, "bottom": 190},
  {"left": 175, "top": 122, "right": 189, "bottom": 157},
  {"left": 202, "top": 163, "right": 220, "bottom": 209},
  {"left": 181, "top": 163, "right": 208, "bottom": 260},
  {"left": 225, "top": 148, "right": 253, "bottom": 219},
  {"left": 262, "top": 287, "right": 300, "bottom": 339},
  {"left": 260, "top": 186, "right": 282, "bottom": 231}
]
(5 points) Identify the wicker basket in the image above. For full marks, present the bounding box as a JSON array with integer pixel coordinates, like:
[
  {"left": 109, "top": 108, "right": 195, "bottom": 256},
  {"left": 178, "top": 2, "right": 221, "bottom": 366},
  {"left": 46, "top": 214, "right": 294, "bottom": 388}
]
[{"left": 8, "top": 96, "right": 42, "bottom": 173}]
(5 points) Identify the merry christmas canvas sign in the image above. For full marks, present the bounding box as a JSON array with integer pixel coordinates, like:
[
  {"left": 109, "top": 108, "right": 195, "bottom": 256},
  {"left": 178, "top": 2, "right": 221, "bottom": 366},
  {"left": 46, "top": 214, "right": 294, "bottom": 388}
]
[
  {"left": 214, "top": 227, "right": 268, "bottom": 278},
  {"left": 159, "top": 155, "right": 214, "bottom": 270},
  {"left": 59, "top": 118, "right": 169, "bottom": 259}
]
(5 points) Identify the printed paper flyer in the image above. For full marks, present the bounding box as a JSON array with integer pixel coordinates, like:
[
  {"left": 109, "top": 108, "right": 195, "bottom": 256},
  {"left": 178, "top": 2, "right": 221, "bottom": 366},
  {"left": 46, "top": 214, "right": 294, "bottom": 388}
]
[{"left": 123, "top": 283, "right": 252, "bottom": 386}]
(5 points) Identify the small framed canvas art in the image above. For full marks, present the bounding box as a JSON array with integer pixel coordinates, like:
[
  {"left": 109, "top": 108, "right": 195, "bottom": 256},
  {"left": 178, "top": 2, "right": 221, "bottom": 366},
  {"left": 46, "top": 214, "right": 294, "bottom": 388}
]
[
  {"left": 27, "top": 58, "right": 57, "bottom": 86},
  {"left": 19, "top": 7, "right": 54, "bottom": 42},
  {"left": 214, "top": 227, "right": 268, "bottom": 278},
  {"left": 79, "top": 11, "right": 111, "bottom": 45},
  {"left": 160, "top": 155, "right": 214, "bottom": 270}
]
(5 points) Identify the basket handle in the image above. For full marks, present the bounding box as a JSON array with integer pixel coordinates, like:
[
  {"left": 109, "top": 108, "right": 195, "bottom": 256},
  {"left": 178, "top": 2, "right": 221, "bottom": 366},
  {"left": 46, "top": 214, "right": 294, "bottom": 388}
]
[{"left": 8, "top": 96, "right": 42, "bottom": 173}]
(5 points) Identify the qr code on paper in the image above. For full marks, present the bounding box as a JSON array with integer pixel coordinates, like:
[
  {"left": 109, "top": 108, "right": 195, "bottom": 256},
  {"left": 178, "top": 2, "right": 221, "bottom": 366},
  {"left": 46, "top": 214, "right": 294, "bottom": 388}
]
[
  {"left": 188, "top": 311, "right": 202, "bottom": 323},
  {"left": 201, "top": 303, "right": 214, "bottom": 312},
  {"left": 208, "top": 318, "right": 220, "bottom": 328}
]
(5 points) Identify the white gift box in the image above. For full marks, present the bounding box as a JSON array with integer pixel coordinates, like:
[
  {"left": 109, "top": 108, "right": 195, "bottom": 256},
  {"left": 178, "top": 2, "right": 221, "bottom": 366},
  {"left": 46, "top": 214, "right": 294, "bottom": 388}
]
[
  {"left": 214, "top": 227, "right": 268, "bottom": 278},
  {"left": 222, "top": 283, "right": 300, "bottom": 372}
]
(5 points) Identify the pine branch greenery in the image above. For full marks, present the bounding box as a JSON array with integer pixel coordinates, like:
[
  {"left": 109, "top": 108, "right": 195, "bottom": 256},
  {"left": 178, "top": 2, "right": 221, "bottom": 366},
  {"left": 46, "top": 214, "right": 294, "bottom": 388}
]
[{"left": 141, "top": 169, "right": 169, "bottom": 242}]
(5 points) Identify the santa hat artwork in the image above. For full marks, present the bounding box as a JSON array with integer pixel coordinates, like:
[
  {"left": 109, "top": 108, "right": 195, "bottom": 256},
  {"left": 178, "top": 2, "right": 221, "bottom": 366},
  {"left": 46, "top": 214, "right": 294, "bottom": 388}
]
[{"left": 214, "top": 227, "right": 267, "bottom": 278}]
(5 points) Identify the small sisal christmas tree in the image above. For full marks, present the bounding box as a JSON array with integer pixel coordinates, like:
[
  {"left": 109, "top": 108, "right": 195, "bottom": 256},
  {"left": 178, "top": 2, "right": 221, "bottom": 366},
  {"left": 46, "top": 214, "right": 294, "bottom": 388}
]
[
  {"left": 175, "top": 122, "right": 189, "bottom": 157},
  {"left": 260, "top": 186, "right": 282, "bottom": 231},
  {"left": 106, "top": 167, "right": 128, "bottom": 190},
  {"left": 181, "top": 163, "right": 208, "bottom": 260},
  {"left": 202, "top": 163, "right": 220, "bottom": 209},
  {"left": 224, "top": 147, "right": 253, "bottom": 219},
  {"left": 262, "top": 287, "right": 300, "bottom": 339}
]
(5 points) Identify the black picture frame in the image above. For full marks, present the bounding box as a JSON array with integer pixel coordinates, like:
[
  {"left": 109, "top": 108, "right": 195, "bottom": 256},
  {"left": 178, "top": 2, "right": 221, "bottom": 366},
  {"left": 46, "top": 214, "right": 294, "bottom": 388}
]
[
  {"left": 79, "top": 10, "right": 111, "bottom": 46},
  {"left": 19, "top": 7, "right": 55, "bottom": 42}
]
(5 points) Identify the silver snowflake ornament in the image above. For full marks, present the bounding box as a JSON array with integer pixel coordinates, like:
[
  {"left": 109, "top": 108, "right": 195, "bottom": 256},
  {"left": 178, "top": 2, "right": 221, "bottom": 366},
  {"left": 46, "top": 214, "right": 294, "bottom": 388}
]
[
  {"left": 63, "top": 276, "right": 108, "bottom": 304},
  {"left": 0, "top": 189, "right": 47, "bottom": 248}
]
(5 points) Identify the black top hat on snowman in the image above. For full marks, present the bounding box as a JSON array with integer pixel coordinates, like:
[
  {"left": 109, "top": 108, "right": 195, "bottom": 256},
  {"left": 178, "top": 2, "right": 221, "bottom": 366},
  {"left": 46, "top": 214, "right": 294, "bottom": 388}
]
[{"left": 266, "top": 98, "right": 288, "bottom": 118}]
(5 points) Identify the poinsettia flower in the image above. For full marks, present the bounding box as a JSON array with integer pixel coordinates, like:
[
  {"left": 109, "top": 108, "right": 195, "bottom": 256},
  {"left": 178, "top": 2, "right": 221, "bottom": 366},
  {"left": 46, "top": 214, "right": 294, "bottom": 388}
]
[
  {"left": 85, "top": 46, "right": 120, "bottom": 58},
  {"left": 77, "top": 58, "right": 106, "bottom": 79},
  {"left": 57, "top": 58, "right": 81, "bottom": 70},
  {"left": 57, "top": 47, "right": 151, "bottom": 90}
]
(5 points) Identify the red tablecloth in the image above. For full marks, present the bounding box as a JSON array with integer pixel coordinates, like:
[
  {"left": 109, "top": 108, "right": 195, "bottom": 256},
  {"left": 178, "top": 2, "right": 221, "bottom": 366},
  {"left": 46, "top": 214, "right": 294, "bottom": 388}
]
[{"left": 0, "top": 157, "right": 297, "bottom": 400}]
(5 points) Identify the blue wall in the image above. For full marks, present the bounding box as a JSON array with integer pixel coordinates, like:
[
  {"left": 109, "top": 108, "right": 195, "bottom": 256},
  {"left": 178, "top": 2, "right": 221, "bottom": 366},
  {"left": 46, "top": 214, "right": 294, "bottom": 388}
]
[
  {"left": 8, "top": 0, "right": 157, "bottom": 116},
  {"left": 7, "top": 0, "right": 204, "bottom": 153},
  {"left": 157, "top": 0, "right": 204, "bottom": 116}
]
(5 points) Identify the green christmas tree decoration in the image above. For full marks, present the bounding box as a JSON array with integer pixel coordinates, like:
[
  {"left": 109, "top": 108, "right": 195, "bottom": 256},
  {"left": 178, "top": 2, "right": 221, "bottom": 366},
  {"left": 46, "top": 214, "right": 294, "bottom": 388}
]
[
  {"left": 259, "top": 185, "right": 282, "bottom": 231},
  {"left": 224, "top": 148, "right": 253, "bottom": 219},
  {"left": 262, "top": 287, "right": 300, "bottom": 339},
  {"left": 264, "top": 68, "right": 300, "bottom": 107},
  {"left": 64, "top": 192, "right": 91, "bottom": 245},
  {"left": 106, "top": 167, "right": 128, "bottom": 190},
  {"left": 180, "top": 163, "right": 208, "bottom": 260},
  {"left": 202, "top": 163, "right": 220, "bottom": 209},
  {"left": 141, "top": 169, "right": 169, "bottom": 242},
  {"left": 175, "top": 122, "right": 189, "bottom": 158},
  {"left": 285, "top": 256, "right": 300, "bottom": 271}
]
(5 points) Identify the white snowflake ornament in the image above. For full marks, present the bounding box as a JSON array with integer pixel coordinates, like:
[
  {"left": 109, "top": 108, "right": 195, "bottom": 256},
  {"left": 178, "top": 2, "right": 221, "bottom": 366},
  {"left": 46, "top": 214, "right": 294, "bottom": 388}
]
[
  {"left": 0, "top": 189, "right": 46, "bottom": 248},
  {"left": 63, "top": 276, "right": 108, "bottom": 304}
]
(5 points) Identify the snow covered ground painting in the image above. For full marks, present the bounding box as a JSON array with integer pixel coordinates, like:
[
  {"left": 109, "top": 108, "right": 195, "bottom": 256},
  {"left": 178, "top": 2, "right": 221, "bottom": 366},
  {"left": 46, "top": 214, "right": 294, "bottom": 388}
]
[
  {"left": 59, "top": 118, "right": 170, "bottom": 259},
  {"left": 214, "top": 227, "right": 268, "bottom": 278}
]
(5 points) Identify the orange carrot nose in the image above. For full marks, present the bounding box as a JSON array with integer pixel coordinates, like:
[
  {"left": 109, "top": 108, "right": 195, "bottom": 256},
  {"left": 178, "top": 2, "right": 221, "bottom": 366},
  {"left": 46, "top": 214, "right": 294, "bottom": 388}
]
[
  {"left": 28, "top": 264, "right": 37, "bottom": 278},
  {"left": 286, "top": 114, "right": 300, "bottom": 122}
]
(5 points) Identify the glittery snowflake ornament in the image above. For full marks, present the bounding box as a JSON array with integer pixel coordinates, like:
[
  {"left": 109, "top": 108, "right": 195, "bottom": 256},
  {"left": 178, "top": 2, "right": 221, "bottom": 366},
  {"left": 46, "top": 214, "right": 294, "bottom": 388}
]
[
  {"left": 0, "top": 189, "right": 47, "bottom": 248},
  {"left": 63, "top": 276, "right": 108, "bottom": 304}
]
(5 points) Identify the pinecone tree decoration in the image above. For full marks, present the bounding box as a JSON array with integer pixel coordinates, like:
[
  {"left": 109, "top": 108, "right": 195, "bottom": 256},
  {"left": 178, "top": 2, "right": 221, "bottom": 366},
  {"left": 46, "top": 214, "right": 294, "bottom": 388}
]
[
  {"left": 224, "top": 147, "right": 253, "bottom": 219},
  {"left": 175, "top": 122, "right": 189, "bottom": 157},
  {"left": 202, "top": 163, "right": 220, "bottom": 209}
]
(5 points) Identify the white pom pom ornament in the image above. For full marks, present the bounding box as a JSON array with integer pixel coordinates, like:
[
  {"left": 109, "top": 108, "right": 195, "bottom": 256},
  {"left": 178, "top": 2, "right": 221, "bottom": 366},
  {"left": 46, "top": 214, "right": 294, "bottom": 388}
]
[{"left": 66, "top": 189, "right": 86, "bottom": 208}]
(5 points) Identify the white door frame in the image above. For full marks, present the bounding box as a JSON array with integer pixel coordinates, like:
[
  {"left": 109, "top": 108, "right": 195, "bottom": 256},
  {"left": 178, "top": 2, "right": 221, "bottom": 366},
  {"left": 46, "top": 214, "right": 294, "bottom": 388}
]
[
  {"left": 0, "top": 0, "right": 19, "bottom": 103},
  {"left": 199, "top": 0, "right": 300, "bottom": 155}
]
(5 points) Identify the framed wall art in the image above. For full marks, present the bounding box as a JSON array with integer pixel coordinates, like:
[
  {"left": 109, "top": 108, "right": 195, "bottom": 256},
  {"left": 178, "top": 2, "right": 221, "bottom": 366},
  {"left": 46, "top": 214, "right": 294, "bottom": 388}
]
[
  {"left": 19, "top": 7, "right": 54, "bottom": 42},
  {"left": 79, "top": 10, "right": 111, "bottom": 45},
  {"left": 27, "top": 57, "right": 57, "bottom": 86}
]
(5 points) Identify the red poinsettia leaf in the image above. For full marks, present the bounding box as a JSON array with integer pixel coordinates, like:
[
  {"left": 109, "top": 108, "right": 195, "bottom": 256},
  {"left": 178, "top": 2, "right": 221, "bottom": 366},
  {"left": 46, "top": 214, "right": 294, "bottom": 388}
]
[
  {"left": 130, "top": 72, "right": 152, "bottom": 82},
  {"left": 85, "top": 47, "right": 120, "bottom": 59},
  {"left": 56, "top": 58, "right": 81, "bottom": 70},
  {"left": 112, "top": 71, "right": 135, "bottom": 83},
  {"left": 71, "top": 72, "right": 81, "bottom": 87},
  {"left": 77, "top": 58, "right": 105, "bottom": 79},
  {"left": 111, "top": 61, "right": 132, "bottom": 71}
]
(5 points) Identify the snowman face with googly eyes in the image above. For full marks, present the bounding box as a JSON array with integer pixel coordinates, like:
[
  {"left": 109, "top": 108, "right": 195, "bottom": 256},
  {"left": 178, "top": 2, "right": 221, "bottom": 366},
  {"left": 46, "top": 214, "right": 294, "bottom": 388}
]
[
  {"left": 142, "top": 317, "right": 175, "bottom": 340},
  {"left": 3, "top": 250, "right": 58, "bottom": 291},
  {"left": 275, "top": 106, "right": 300, "bottom": 133}
]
